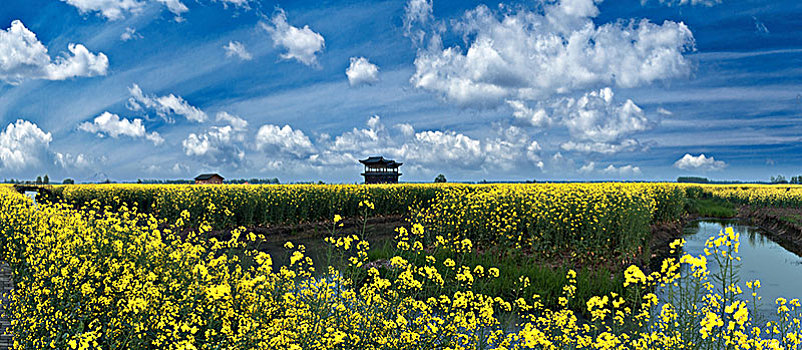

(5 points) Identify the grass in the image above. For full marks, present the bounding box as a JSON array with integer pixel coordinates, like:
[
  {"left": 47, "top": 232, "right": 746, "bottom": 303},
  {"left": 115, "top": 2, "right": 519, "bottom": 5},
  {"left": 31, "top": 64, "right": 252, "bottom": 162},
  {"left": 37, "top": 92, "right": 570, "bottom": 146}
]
[
  {"left": 364, "top": 240, "right": 626, "bottom": 316},
  {"left": 686, "top": 198, "right": 737, "bottom": 218}
]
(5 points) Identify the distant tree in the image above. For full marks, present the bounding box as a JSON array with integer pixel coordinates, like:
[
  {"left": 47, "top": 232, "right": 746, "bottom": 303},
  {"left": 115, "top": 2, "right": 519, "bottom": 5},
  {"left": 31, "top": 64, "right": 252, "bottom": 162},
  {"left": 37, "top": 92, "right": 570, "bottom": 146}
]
[
  {"left": 62, "top": 178, "right": 75, "bottom": 185},
  {"left": 103, "top": 178, "right": 111, "bottom": 184},
  {"left": 35, "top": 176, "right": 42, "bottom": 184},
  {"left": 43, "top": 174, "right": 49, "bottom": 184},
  {"left": 137, "top": 179, "right": 143, "bottom": 184},
  {"left": 771, "top": 175, "right": 789, "bottom": 184},
  {"left": 678, "top": 176, "right": 710, "bottom": 184},
  {"left": 791, "top": 176, "right": 802, "bottom": 184},
  {"left": 434, "top": 174, "right": 447, "bottom": 183}
]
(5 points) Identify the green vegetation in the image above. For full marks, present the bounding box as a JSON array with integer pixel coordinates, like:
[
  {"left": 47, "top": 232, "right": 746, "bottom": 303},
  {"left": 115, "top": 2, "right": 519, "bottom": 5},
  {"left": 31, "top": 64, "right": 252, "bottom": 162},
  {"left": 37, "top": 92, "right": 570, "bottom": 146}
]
[
  {"left": 365, "top": 239, "right": 624, "bottom": 315},
  {"left": 677, "top": 176, "right": 710, "bottom": 183},
  {"left": 686, "top": 198, "right": 737, "bottom": 218}
]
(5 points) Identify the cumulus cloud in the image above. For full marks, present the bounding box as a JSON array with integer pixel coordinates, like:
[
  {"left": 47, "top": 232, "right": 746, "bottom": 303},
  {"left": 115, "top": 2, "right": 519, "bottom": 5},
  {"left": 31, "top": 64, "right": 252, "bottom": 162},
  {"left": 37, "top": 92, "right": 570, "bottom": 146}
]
[
  {"left": 261, "top": 8, "right": 325, "bottom": 66},
  {"left": 346, "top": 57, "right": 379, "bottom": 86},
  {"left": 410, "top": 0, "right": 694, "bottom": 108},
  {"left": 329, "top": 115, "right": 386, "bottom": 154},
  {"left": 128, "top": 84, "right": 207, "bottom": 123},
  {"left": 674, "top": 153, "right": 727, "bottom": 171},
  {"left": 255, "top": 124, "right": 315, "bottom": 158},
  {"left": 55, "top": 152, "right": 90, "bottom": 169},
  {"left": 310, "top": 116, "right": 541, "bottom": 172},
  {"left": 602, "top": 164, "right": 642, "bottom": 175},
  {"left": 79, "top": 112, "right": 163, "bottom": 145},
  {"left": 403, "top": 130, "right": 484, "bottom": 167},
  {"left": 558, "top": 88, "right": 653, "bottom": 153},
  {"left": 0, "top": 119, "right": 53, "bottom": 170},
  {"left": 578, "top": 161, "right": 596, "bottom": 174},
  {"left": 507, "top": 100, "right": 550, "bottom": 128},
  {"left": 183, "top": 125, "right": 245, "bottom": 167},
  {"left": 526, "top": 141, "right": 544, "bottom": 169},
  {"left": 215, "top": 112, "right": 248, "bottom": 131},
  {"left": 59, "top": 0, "right": 189, "bottom": 20},
  {"left": 179, "top": 111, "right": 250, "bottom": 167},
  {"left": 560, "top": 89, "right": 650, "bottom": 142},
  {"left": 0, "top": 20, "right": 108, "bottom": 84},
  {"left": 224, "top": 41, "right": 253, "bottom": 60},
  {"left": 578, "top": 161, "right": 641, "bottom": 176},
  {"left": 59, "top": 0, "right": 144, "bottom": 20}
]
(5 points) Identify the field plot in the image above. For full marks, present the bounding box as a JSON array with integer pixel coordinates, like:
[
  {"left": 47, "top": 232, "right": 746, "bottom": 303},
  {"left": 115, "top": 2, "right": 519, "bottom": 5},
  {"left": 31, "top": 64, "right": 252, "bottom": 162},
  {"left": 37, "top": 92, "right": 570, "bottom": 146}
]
[{"left": 1, "top": 184, "right": 802, "bottom": 349}]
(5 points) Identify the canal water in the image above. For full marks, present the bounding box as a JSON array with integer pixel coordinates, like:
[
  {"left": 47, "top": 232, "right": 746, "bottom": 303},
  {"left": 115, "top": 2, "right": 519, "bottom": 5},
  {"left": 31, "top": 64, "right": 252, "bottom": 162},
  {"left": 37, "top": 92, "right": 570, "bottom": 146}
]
[
  {"left": 680, "top": 220, "right": 802, "bottom": 316},
  {"left": 23, "top": 191, "right": 37, "bottom": 206}
]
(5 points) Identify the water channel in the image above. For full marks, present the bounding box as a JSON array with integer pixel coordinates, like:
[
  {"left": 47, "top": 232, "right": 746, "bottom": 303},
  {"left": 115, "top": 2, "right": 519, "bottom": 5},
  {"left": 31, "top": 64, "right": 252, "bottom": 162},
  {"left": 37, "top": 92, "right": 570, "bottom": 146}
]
[{"left": 679, "top": 220, "right": 802, "bottom": 317}]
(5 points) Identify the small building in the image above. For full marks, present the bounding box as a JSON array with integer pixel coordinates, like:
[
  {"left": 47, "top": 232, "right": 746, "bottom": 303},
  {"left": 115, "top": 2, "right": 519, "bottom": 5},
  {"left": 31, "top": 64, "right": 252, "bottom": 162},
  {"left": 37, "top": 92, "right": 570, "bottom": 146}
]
[
  {"left": 195, "top": 173, "right": 224, "bottom": 185},
  {"left": 360, "top": 156, "right": 402, "bottom": 184}
]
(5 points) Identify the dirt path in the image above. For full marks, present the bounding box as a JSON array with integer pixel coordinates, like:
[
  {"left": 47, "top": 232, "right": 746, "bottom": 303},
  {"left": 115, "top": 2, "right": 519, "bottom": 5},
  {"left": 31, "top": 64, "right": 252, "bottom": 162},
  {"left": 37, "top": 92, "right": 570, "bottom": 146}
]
[{"left": 0, "top": 262, "right": 11, "bottom": 350}]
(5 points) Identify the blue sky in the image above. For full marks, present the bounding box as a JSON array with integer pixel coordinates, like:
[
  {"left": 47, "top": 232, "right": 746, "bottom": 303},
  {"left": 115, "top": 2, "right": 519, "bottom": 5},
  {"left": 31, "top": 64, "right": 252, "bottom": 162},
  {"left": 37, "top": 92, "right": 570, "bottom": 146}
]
[{"left": 0, "top": 0, "right": 801, "bottom": 183}]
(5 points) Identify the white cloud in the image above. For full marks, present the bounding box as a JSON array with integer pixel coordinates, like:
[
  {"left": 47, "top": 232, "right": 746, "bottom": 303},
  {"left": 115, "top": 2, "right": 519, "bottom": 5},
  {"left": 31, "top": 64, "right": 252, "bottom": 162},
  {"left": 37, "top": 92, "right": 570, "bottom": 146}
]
[
  {"left": 402, "top": 130, "right": 484, "bottom": 167},
  {"left": 154, "top": 0, "right": 189, "bottom": 18},
  {"left": 319, "top": 116, "right": 538, "bottom": 172},
  {"left": 255, "top": 124, "right": 315, "bottom": 158},
  {"left": 145, "top": 132, "right": 165, "bottom": 145},
  {"left": 346, "top": 57, "right": 379, "bottom": 86},
  {"left": 143, "top": 162, "right": 189, "bottom": 174},
  {"left": 179, "top": 111, "right": 250, "bottom": 167},
  {"left": 602, "top": 164, "right": 642, "bottom": 175},
  {"left": 215, "top": 111, "right": 248, "bottom": 131},
  {"left": 79, "top": 111, "right": 164, "bottom": 145},
  {"left": 224, "top": 41, "right": 253, "bottom": 61},
  {"left": 657, "top": 107, "right": 673, "bottom": 116},
  {"left": 558, "top": 88, "right": 652, "bottom": 153},
  {"left": 403, "top": 0, "right": 434, "bottom": 47},
  {"left": 578, "top": 161, "right": 641, "bottom": 176},
  {"left": 507, "top": 100, "right": 550, "bottom": 127},
  {"left": 645, "top": 0, "right": 722, "bottom": 6},
  {"left": 121, "top": 27, "right": 142, "bottom": 41},
  {"left": 59, "top": 0, "right": 144, "bottom": 20},
  {"left": 261, "top": 8, "right": 325, "bottom": 66},
  {"left": 128, "top": 84, "right": 207, "bottom": 123},
  {"left": 55, "top": 152, "right": 90, "bottom": 169},
  {"left": 395, "top": 123, "right": 415, "bottom": 137},
  {"left": 60, "top": 0, "right": 189, "bottom": 20},
  {"left": 673, "top": 153, "right": 727, "bottom": 171},
  {"left": 183, "top": 125, "right": 245, "bottom": 167},
  {"left": 410, "top": 1, "right": 694, "bottom": 108},
  {"left": 526, "top": 141, "right": 544, "bottom": 169},
  {"left": 0, "top": 20, "right": 108, "bottom": 84},
  {"left": 560, "top": 139, "right": 641, "bottom": 154},
  {"left": 330, "top": 115, "right": 386, "bottom": 153},
  {"left": 217, "top": 0, "right": 251, "bottom": 7},
  {"left": 754, "top": 16, "right": 769, "bottom": 35},
  {"left": 579, "top": 161, "right": 596, "bottom": 173},
  {"left": 0, "top": 119, "right": 53, "bottom": 170}
]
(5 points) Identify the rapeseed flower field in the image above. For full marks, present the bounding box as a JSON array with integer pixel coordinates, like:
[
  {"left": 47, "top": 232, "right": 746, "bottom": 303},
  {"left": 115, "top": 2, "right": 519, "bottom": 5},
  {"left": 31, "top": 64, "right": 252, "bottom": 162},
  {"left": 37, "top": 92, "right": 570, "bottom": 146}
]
[{"left": 1, "top": 184, "right": 801, "bottom": 349}]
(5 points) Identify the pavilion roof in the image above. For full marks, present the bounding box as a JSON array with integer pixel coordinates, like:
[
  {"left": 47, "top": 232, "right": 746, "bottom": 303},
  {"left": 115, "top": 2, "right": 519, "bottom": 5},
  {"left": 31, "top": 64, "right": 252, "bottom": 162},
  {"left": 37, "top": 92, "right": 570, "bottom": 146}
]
[{"left": 359, "top": 156, "right": 402, "bottom": 167}]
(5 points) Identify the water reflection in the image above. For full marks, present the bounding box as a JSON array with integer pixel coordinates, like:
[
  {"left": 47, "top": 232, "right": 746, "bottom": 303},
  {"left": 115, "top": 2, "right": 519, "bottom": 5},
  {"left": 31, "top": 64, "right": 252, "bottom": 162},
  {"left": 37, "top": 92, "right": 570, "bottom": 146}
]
[
  {"left": 24, "top": 191, "right": 37, "bottom": 206},
  {"left": 681, "top": 220, "right": 802, "bottom": 316}
]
